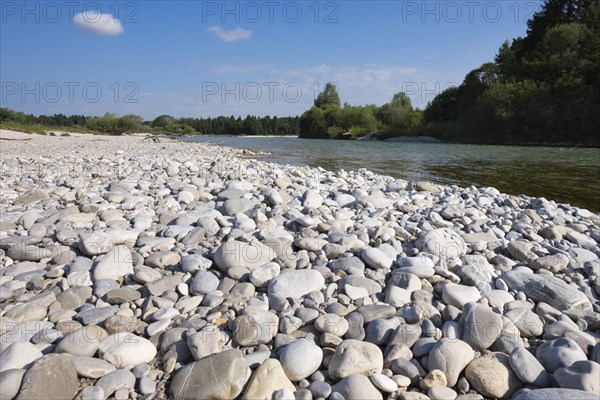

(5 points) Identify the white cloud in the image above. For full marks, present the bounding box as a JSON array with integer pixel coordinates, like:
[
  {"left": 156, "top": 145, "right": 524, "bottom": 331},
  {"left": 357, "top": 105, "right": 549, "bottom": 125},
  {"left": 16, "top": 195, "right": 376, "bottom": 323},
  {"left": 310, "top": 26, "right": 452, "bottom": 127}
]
[
  {"left": 206, "top": 26, "right": 252, "bottom": 42},
  {"left": 212, "top": 64, "right": 265, "bottom": 73},
  {"left": 73, "top": 11, "right": 124, "bottom": 36},
  {"left": 281, "top": 63, "right": 425, "bottom": 106}
]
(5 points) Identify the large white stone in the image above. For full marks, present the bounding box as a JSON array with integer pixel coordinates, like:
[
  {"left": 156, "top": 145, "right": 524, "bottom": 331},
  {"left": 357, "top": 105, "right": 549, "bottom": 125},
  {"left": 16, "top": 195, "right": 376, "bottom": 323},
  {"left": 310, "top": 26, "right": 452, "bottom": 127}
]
[{"left": 98, "top": 333, "right": 157, "bottom": 368}]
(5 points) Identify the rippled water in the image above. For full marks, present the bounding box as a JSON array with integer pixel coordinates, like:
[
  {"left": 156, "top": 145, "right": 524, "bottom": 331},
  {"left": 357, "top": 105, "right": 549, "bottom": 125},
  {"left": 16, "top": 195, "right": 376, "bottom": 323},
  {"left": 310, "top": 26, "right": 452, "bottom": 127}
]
[{"left": 184, "top": 136, "right": 600, "bottom": 211}]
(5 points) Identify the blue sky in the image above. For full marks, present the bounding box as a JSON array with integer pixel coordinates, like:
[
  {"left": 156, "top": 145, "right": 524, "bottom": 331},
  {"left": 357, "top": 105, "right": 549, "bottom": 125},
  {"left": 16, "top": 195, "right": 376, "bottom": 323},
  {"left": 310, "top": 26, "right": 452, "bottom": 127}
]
[{"left": 1, "top": 0, "right": 544, "bottom": 119}]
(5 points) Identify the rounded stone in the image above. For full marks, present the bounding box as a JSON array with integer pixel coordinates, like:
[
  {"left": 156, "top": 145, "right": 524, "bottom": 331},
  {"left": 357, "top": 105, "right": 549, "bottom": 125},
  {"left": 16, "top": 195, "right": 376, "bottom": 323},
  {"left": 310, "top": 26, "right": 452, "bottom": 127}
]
[{"left": 279, "top": 339, "right": 323, "bottom": 382}]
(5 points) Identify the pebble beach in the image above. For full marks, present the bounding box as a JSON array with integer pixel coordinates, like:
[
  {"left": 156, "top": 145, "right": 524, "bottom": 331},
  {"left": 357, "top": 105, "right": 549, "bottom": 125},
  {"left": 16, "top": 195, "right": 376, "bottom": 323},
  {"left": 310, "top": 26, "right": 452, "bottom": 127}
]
[{"left": 0, "top": 129, "right": 599, "bottom": 400}]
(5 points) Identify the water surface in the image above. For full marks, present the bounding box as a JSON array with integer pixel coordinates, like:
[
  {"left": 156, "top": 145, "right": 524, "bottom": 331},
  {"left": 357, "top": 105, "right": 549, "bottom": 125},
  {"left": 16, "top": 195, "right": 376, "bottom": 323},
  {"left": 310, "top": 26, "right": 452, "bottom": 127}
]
[{"left": 184, "top": 136, "right": 600, "bottom": 211}]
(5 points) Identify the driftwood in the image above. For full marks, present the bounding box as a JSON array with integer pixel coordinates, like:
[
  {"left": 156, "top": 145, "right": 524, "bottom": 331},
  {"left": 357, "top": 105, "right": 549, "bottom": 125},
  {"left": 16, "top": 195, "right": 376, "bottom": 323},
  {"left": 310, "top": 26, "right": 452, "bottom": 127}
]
[
  {"left": 0, "top": 137, "right": 32, "bottom": 141},
  {"left": 142, "top": 136, "right": 161, "bottom": 143}
]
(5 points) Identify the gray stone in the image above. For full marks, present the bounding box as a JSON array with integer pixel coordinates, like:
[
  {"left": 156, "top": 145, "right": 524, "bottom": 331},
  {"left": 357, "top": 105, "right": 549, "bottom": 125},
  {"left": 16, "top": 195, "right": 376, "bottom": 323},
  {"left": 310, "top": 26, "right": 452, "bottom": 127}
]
[
  {"left": 268, "top": 270, "right": 325, "bottom": 299},
  {"left": 98, "top": 333, "right": 157, "bottom": 368},
  {"left": 214, "top": 240, "right": 275, "bottom": 278},
  {"left": 0, "top": 342, "right": 43, "bottom": 373},
  {"left": 460, "top": 302, "right": 503, "bottom": 351},
  {"left": 96, "top": 369, "right": 136, "bottom": 399},
  {"left": 513, "top": 389, "right": 598, "bottom": 400},
  {"left": 79, "top": 232, "right": 114, "bottom": 256},
  {"left": 509, "top": 347, "right": 550, "bottom": 387},
  {"left": 417, "top": 228, "right": 467, "bottom": 260},
  {"left": 505, "top": 307, "right": 543, "bottom": 337},
  {"left": 93, "top": 245, "right": 133, "bottom": 281},
  {"left": 279, "top": 339, "right": 323, "bottom": 381},
  {"left": 328, "top": 339, "right": 383, "bottom": 381},
  {"left": 507, "top": 241, "right": 538, "bottom": 263},
  {"left": 233, "top": 306, "right": 278, "bottom": 346},
  {"left": 72, "top": 356, "right": 116, "bottom": 378},
  {"left": 190, "top": 270, "right": 220, "bottom": 295},
  {"left": 243, "top": 358, "right": 296, "bottom": 400},
  {"left": 0, "top": 368, "right": 26, "bottom": 400},
  {"left": 536, "top": 338, "right": 588, "bottom": 373},
  {"left": 187, "top": 326, "right": 229, "bottom": 360},
  {"left": 332, "top": 375, "right": 383, "bottom": 400},
  {"left": 77, "top": 305, "right": 119, "bottom": 325},
  {"left": 502, "top": 271, "right": 592, "bottom": 311},
  {"left": 104, "top": 286, "right": 141, "bottom": 304},
  {"left": 169, "top": 349, "right": 250, "bottom": 400},
  {"left": 16, "top": 354, "right": 78, "bottom": 400},
  {"left": 554, "top": 361, "right": 600, "bottom": 395},
  {"left": 428, "top": 339, "right": 476, "bottom": 387},
  {"left": 465, "top": 352, "right": 523, "bottom": 399},
  {"left": 55, "top": 325, "right": 108, "bottom": 357},
  {"left": 442, "top": 283, "right": 481, "bottom": 309},
  {"left": 362, "top": 247, "right": 394, "bottom": 270},
  {"left": 7, "top": 245, "right": 53, "bottom": 261}
]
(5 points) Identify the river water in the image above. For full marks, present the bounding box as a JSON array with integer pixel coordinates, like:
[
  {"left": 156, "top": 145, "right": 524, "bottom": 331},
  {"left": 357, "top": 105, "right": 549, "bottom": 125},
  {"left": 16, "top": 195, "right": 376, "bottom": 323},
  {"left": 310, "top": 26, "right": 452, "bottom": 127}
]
[{"left": 184, "top": 136, "right": 600, "bottom": 211}]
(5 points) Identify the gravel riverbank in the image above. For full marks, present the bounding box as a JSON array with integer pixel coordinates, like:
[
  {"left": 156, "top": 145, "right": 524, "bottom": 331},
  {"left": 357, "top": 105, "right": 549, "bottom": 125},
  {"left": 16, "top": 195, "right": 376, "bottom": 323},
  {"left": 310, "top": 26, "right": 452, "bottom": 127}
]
[{"left": 1, "top": 129, "right": 599, "bottom": 400}]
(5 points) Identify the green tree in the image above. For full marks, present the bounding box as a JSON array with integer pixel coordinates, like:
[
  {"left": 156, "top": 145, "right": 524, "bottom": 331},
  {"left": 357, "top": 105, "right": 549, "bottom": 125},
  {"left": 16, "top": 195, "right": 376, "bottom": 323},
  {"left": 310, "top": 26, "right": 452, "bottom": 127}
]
[{"left": 314, "top": 83, "right": 341, "bottom": 109}]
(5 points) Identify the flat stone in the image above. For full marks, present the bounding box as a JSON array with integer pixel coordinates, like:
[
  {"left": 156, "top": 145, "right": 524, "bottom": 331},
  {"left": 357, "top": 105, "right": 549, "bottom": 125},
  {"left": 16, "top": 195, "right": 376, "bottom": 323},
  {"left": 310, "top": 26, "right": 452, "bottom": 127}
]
[
  {"left": 77, "top": 305, "right": 119, "bottom": 325},
  {"left": 460, "top": 302, "right": 503, "bottom": 351},
  {"left": 509, "top": 347, "right": 550, "bottom": 387},
  {"left": 98, "top": 333, "right": 157, "bottom": 368},
  {"left": 144, "top": 251, "right": 181, "bottom": 269},
  {"left": 95, "top": 369, "right": 136, "bottom": 399},
  {"left": 93, "top": 245, "right": 134, "bottom": 281},
  {"left": 417, "top": 228, "right": 466, "bottom": 260},
  {"left": 332, "top": 374, "right": 383, "bottom": 400},
  {"left": 513, "top": 388, "right": 597, "bottom": 400},
  {"left": 502, "top": 271, "right": 592, "bottom": 311},
  {"left": 169, "top": 349, "right": 250, "bottom": 400},
  {"left": 243, "top": 358, "right": 296, "bottom": 400},
  {"left": 55, "top": 325, "right": 108, "bottom": 357},
  {"left": 7, "top": 245, "right": 53, "bottom": 261},
  {"left": 505, "top": 307, "right": 543, "bottom": 337},
  {"left": 362, "top": 247, "right": 394, "bottom": 270},
  {"left": 104, "top": 286, "right": 141, "bottom": 304},
  {"left": 214, "top": 240, "right": 275, "bottom": 279},
  {"left": 268, "top": 269, "right": 325, "bottom": 299},
  {"left": 249, "top": 262, "right": 280, "bottom": 288},
  {"left": 0, "top": 342, "right": 43, "bottom": 372},
  {"left": 0, "top": 368, "right": 26, "bottom": 400},
  {"left": 370, "top": 373, "right": 398, "bottom": 393},
  {"left": 442, "top": 283, "right": 481, "bottom": 309},
  {"left": 79, "top": 232, "right": 114, "bottom": 256},
  {"left": 328, "top": 339, "right": 383, "bottom": 381},
  {"left": 507, "top": 240, "right": 538, "bottom": 263},
  {"left": 72, "top": 356, "right": 117, "bottom": 378},
  {"left": 16, "top": 354, "right": 78, "bottom": 400}
]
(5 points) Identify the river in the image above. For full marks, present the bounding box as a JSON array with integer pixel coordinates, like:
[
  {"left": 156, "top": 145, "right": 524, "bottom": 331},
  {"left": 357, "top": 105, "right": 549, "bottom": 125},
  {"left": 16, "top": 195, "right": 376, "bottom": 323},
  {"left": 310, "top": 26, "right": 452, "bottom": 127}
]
[{"left": 184, "top": 136, "right": 600, "bottom": 211}]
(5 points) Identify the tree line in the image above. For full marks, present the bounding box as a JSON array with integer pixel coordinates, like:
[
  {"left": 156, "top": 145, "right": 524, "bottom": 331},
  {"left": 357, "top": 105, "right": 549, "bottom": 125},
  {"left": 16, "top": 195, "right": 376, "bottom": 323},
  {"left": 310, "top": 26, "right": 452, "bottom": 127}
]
[
  {"left": 421, "top": 0, "right": 599, "bottom": 146},
  {"left": 0, "top": 108, "right": 300, "bottom": 136}
]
